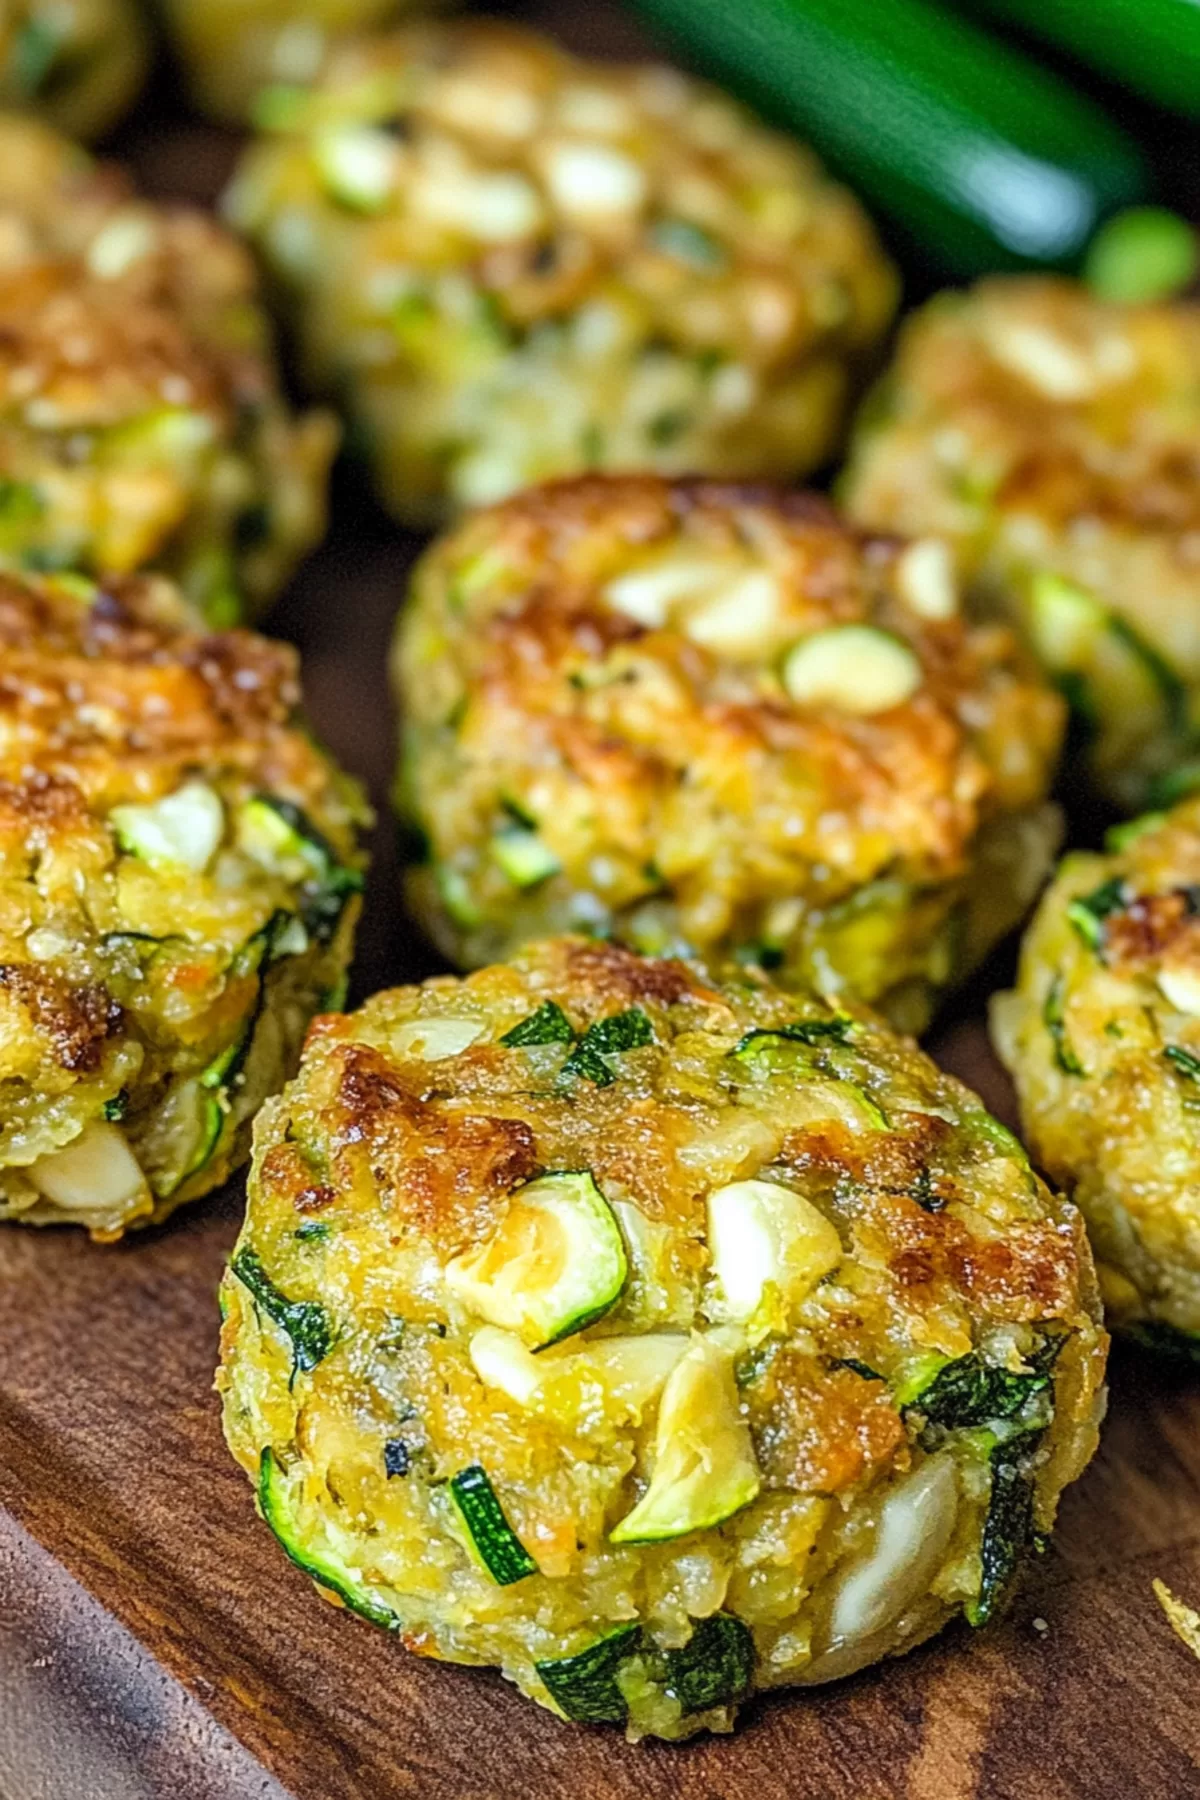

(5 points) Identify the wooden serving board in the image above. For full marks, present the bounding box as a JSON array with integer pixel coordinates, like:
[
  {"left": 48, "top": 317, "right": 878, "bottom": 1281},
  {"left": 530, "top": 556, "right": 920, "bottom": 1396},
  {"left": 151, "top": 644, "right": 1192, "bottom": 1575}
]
[{"left": 5, "top": 11, "right": 1200, "bottom": 1797}]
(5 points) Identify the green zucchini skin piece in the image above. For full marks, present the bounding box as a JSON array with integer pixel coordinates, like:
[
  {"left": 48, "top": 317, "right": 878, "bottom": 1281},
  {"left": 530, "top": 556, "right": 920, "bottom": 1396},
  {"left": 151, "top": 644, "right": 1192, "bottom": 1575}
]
[
  {"left": 535, "top": 1615, "right": 756, "bottom": 1723},
  {"left": 500, "top": 1001, "right": 575, "bottom": 1047},
  {"left": 243, "top": 794, "right": 364, "bottom": 944},
  {"left": 903, "top": 1347, "right": 1057, "bottom": 1429},
  {"left": 258, "top": 1449, "right": 402, "bottom": 1631},
  {"left": 1065, "top": 878, "right": 1126, "bottom": 951},
  {"left": 959, "top": 0, "right": 1200, "bottom": 120},
  {"left": 733, "top": 1017, "right": 853, "bottom": 1055},
  {"left": 1043, "top": 979, "right": 1084, "bottom": 1077},
  {"left": 659, "top": 1615, "right": 756, "bottom": 1714},
  {"left": 536, "top": 1625, "right": 643, "bottom": 1723},
  {"left": 628, "top": 0, "right": 1147, "bottom": 275},
  {"left": 967, "top": 1430, "right": 1043, "bottom": 1627},
  {"left": 560, "top": 1008, "right": 652, "bottom": 1087},
  {"left": 231, "top": 1247, "right": 334, "bottom": 1374},
  {"left": 449, "top": 1464, "right": 537, "bottom": 1585}
]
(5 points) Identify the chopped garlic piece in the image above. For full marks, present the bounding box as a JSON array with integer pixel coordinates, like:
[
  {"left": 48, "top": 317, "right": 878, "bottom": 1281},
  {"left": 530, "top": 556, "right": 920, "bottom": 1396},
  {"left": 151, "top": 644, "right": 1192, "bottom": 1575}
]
[
  {"left": 1157, "top": 965, "right": 1200, "bottom": 1017},
  {"left": 896, "top": 538, "right": 958, "bottom": 621},
  {"left": 28, "top": 1121, "right": 150, "bottom": 1216},
  {"left": 392, "top": 1017, "right": 485, "bottom": 1060},
  {"left": 541, "top": 141, "right": 647, "bottom": 216},
  {"left": 783, "top": 625, "right": 921, "bottom": 715}
]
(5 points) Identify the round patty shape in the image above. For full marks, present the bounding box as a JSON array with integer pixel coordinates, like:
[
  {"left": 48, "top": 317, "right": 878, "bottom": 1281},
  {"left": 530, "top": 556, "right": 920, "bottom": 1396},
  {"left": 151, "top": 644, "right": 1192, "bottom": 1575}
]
[
  {"left": 993, "top": 796, "right": 1200, "bottom": 1350},
  {"left": 0, "top": 0, "right": 148, "bottom": 139},
  {"left": 394, "top": 475, "right": 1065, "bottom": 1033},
  {"left": 159, "top": 0, "right": 431, "bottom": 125},
  {"left": 217, "top": 936, "right": 1106, "bottom": 1741},
  {"left": 0, "top": 567, "right": 368, "bottom": 1237},
  {"left": 842, "top": 275, "right": 1200, "bottom": 810},
  {"left": 0, "top": 115, "right": 337, "bottom": 624},
  {"left": 224, "top": 18, "right": 898, "bottom": 523}
]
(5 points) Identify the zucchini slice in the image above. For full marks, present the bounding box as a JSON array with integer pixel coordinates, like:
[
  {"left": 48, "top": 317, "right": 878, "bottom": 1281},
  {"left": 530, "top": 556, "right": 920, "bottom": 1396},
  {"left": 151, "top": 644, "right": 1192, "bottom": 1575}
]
[
  {"left": 1065, "top": 876, "right": 1126, "bottom": 950},
  {"left": 967, "top": 1429, "right": 1043, "bottom": 1627},
  {"left": 110, "top": 781, "right": 225, "bottom": 872},
  {"left": 490, "top": 826, "right": 561, "bottom": 889},
  {"left": 138, "top": 1077, "right": 225, "bottom": 1201},
  {"left": 899, "top": 1346, "right": 1058, "bottom": 1429},
  {"left": 560, "top": 1008, "right": 653, "bottom": 1087},
  {"left": 445, "top": 1171, "right": 627, "bottom": 1348},
  {"left": 729, "top": 1029, "right": 888, "bottom": 1131},
  {"left": 706, "top": 1178, "right": 843, "bottom": 1322},
  {"left": 231, "top": 1246, "right": 334, "bottom": 1374},
  {"left": 448, "top": 1464, "right": 537, "bottom": 1585},
  {"left": 312, "top": 126, "right": 397, "bottom": 212},
  {"left": 536, "top": 1624, "right": 643, "bottom": 1724},
  {"left": 610, "top": 1333, "right": 761, "bottom": 1544},
  {"left": 1043, "top": 978, "right": 1084, "bottom": 1075},
  {"left": 658, "top": 1614, "right": 755, "bottom": 1715},
  {"left": 500, "top": 1001, "right": 575, "bottom": 1047},
  {"left": 1027, "top": 573, "right": 1186, "bottom": 745},
  {"left": 238, "top": 795, "right": 363, "bottom": 943},
  {"left": 258, "top": 1449, "right": 401, "bottom": 1630}
]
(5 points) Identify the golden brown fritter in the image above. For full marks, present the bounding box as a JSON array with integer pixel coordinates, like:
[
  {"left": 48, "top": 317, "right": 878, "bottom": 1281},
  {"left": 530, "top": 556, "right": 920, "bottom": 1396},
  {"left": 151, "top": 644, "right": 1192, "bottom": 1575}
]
[
  {"left": 0, "top": 114, "right": 337, "bottom": 621},
  {"left": 0, "top": 566, "right": 368, "bottom": 1236},
  {"left": 224, "top": 18, "right": 898, "bottom": 521},
  {"left": 394, "top": 475, "right": 1065, "bottom": 1031},
  {"left": 157, "top": 0, "right": 435, "bottom": 125},
  {"left": 0, "top": 0, "right": 147, "bottom": 139},
  {"left": 842, "top": 276, "right": 1200, "bottom": 807},
  {"left": 218, "top": 936, "right": 1106, "bottom": 1739},
  {"left": 993, "top": 796, "right": 1200, "bottom": 1348}
]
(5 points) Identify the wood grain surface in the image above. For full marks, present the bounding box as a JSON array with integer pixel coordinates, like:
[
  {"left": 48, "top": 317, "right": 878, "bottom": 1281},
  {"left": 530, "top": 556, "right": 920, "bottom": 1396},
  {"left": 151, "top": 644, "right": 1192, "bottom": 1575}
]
[{"left": 4, "top": 7, "right": 1200, "bottom": 1797}]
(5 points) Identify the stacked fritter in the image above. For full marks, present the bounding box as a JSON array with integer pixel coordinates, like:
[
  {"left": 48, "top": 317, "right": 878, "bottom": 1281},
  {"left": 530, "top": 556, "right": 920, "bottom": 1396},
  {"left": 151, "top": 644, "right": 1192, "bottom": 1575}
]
[
  {"left": 225, "top": 19, "right": 898, "bottom": 521},
  {"left": 0, "top": 568, "right": 367, "bottom": 1237},
  {"left": 0, "top": 115, "right": 336, "bottom": 622},
  {"left": 218, "top": 937, "right": 1105, "bottom": 1739},
  {"left": 394, "top": 474, "right": 1065, "bottom": 1030},
  {"left": 0, "top": 16, "right": 1140, "bottom": 1744},
  {"left": 157, "top": 0, "right": 431, "bottom": 125},
  {"left": 0, "top": 0, "right": 148, "bottom": 138},
  {"left": 843, "top": 276, "right": 1200, "bottom": 808},
  {"left": 994, "top": 797, "right": 1200, "bottom": 1350}
]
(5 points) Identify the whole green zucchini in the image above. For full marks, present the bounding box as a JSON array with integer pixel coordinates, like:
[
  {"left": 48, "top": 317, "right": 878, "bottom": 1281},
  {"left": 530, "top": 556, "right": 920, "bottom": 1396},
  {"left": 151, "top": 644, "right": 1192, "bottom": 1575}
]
[
  {"left": 629, "top": 0, "right": 1149, "bottom": 275},
  {"left": 961, "top": 0, "right": 1200, "bottom": 120}
]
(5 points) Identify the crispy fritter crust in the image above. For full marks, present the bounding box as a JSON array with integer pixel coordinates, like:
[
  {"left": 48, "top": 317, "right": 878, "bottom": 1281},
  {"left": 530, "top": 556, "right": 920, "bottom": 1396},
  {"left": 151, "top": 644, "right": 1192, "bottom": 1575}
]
[
  {"left": 843, "top": 276, "right": 1200, "bottom": 805},
  {"left": 225, "top": 19, "right": 898, "bottom": 520},
  {"left": 0, "top": 114, "right": 336, "bottom": 620},
  {"left": 218, "top": 937, "right": 1105, "bottom": 1739},
  {"left": 993, "top": 797, "right": 1200, "bottom": 1338},
  {"left": 395, "top": 475, "right": 1064, "bottom": 1029},
  {"left": 0, "top": 567, "right": 367, "bottom": 1235},
  {"left": 0, "top": 0, "right": 148, "bottom": 139},
  {"left": 159, "top": 0, "right": 430, "bottom": 124}
]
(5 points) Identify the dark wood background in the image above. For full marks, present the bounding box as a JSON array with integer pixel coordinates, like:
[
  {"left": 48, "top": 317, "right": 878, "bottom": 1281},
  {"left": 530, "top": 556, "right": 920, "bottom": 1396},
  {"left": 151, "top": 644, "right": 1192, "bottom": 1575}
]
[{"left": 4, "top": 5, "right": 1200, "bottom": 1797}]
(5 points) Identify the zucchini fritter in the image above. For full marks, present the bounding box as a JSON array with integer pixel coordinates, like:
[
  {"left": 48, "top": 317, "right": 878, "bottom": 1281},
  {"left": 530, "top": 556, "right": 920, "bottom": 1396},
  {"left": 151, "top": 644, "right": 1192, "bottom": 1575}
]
[
  {"left": 0, "top": 0, "right": 147, "bottom": 139},
  {"left": 993, "top": 797, "right": 1200, "bottom": 1348},
  {"left": 0, "top": 114, "right": 337, "bottom": 622},
  {"left": 842, "top": 276, "right": 1200, "bottom": 808},
  {"left": 224, "top": 19, "right": 898, "bottom": 523},
  {"left": 394, "top": 475, "right": 1066, "bottom": 1031},
  {"left": 218, "top": 937, "right": 1106, "bottom": 1740},
  {"left": 0, "top": 567, "right": 368, "bottom": 1237},
  {"left": 158, "top": 0, "right": 433, "bottom": 126}
]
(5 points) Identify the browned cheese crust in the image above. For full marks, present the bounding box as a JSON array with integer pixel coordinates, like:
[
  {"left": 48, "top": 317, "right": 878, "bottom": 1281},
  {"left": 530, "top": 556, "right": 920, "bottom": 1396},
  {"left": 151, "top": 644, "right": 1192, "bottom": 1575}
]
[{"left": 396, "top": 475, "right": 1065, "bottom": 1029}]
